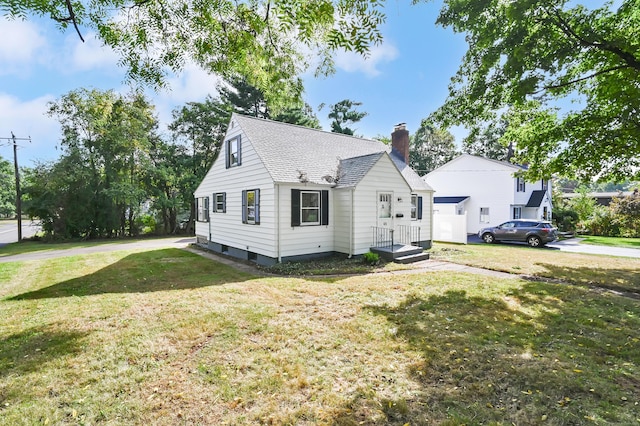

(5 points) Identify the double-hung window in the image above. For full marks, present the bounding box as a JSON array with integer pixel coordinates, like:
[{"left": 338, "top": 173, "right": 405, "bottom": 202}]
[
  {"left": 516, "top": 177, "right": 526, "bottom": 192},
  {"left": 196, "top": 197, "right": 209, "bottom": 222},
  {"left": 225, "top": 136, "right": 241, "bottom": 168},
  {"left": 480, "top": 207, "right": 490, "bottom": 223},
  {"left": 291, "top": 189, "right": 329, "bottom": 226},
  {"left": 513, "top": 206, "right": 522, "bottom": 219},
  {"left": 212, "top": 192, "right": 226, "bottom": 213},
  {"left": 242, "top": 189, "right": 260, "bottom": 224}
]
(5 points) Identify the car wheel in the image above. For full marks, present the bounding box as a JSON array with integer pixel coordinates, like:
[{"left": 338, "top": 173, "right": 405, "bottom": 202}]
[
  {"left": 527, "top": 235, "right": 542, "bottom": 247},
  {"left": 482, "top": 233, "right": 495, "bottom": 244}
]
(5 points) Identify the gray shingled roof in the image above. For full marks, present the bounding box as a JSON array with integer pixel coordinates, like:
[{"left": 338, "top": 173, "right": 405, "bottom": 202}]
[
  {"left": 526, "top": 190, "right": 546, "bottom": 207},
  {"left": 234, "top": 114, "right": 433, "bottom": 191}
]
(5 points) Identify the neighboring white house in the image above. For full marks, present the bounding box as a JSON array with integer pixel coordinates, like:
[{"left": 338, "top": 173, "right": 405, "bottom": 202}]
[
  {"left": 423, "top": 154, "right": 552, "bottom": 235},
  {"left": 194, "top": 114, "right": 434, "bottom": 265}
]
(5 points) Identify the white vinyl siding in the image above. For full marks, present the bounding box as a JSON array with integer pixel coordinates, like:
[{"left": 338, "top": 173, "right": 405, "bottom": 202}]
[{"left": 194, "top": 123, "right": 276, "bottom": 257}]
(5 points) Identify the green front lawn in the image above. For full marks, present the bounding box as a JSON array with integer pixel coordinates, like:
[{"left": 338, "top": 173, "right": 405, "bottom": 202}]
[
  {"left": 1, "top": 246, "right": 639, "bottom": 425},
  {"left": 580, "top": 235, "right": 640, "bottom": 249},
  {"left": 432, "top": 242, "right": 640, "bottom": 294}
]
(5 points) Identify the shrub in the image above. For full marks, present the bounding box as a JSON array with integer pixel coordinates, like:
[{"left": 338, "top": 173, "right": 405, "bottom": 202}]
[{"left": 362, "top": 251, "right": 380, "bottom": 266}]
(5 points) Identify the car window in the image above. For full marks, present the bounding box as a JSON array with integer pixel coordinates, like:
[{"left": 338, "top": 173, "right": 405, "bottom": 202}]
[
  {"left": 517, "top": 221, "right": 536, "bottom": 227},
  {"left": 501, "top": 222, "right": 516, "bottom": 228}
]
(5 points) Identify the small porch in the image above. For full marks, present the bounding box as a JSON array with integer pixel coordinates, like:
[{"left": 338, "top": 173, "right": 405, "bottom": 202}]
[{"left": 370, "top": 226, "right": 430, "bottom": 263}]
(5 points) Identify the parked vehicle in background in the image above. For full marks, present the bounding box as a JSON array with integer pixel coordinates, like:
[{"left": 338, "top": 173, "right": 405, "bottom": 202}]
[{"left": 479, "top": 219, "right": 558, "bottom": 247}]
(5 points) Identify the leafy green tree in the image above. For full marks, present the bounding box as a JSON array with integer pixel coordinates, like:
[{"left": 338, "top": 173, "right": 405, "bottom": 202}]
[
  {"left": 168, "top": 95, "right": 231, "bottom": 232},
  {"left": 272, "top": 103, "right": 321, "bottom": 129},
  {"left": 610, "top": 189, "right": 640, "bottom": 237},
  {"left": 462, "top": 120, "right": 511, "bottom": 161},
  {"left": 0, "top": 156, "right": 15, "bottom": 218},
  {"left": 568, "top": 186, "right": 599, "bottom": 231},
  {"left": 409, "top": 120, "right": 458, "bottom": 174},
  {"left": 218, "top": 78, "right": 270, "bottom": 119},
  {"left": 430, "top": 0, "right": 640, "bottom": 181},
  {"left": 1, "top": 0, "right": 385, "bottom": 109},
  {"left": 325, "top": 99, "right": 367, "bottom": 135},
  {"left": 24, "top": 89, "right": 160, "bottom": 239}
]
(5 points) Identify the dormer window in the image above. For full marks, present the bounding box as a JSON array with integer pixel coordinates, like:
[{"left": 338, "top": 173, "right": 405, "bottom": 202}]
[{"left": 226, "top": 135, "right": 241, "bottom": 168}]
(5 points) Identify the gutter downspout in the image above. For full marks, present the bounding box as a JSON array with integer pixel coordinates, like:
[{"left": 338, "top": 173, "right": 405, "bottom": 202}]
[
  {"left": 276, "top": 183, "right": 281, "bottom": 262},
  {"left": 349, "top": 188, "right": 355, "bottom": 258}
]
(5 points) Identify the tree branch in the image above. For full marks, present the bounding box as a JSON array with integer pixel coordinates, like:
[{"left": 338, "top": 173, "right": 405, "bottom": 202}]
[
  {"left": 551, "top": 9, "right": 640, "bottom": 71},
  {"left": 537, "top": 64, "right": 630, "bottom": 93},
  {"left": 51, "top": 0, "right": 85, "bottom": 42}
]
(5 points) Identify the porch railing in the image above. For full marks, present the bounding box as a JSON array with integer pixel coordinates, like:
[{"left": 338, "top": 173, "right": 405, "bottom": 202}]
[{"left": 371, "top": 225, "right": 421, "bottom": 248}]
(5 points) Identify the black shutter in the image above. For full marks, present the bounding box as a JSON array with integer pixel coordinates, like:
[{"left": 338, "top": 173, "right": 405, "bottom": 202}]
[
  {"left": 222, "top": 192, "right": 226, "bottom": 213},
  {"left": 195, "top": 197, "right": 199, "bottom": 221},
  {"left": 291, "top": 189, "right": 301, "bottom": 226},
  {"left": 225, "top": 141, "right": 230, "bottom": 169},
  {"left": 321, "top": 190, "right": 329, "bottom": 225},
  {"left": 204, "top": 197, "right": 210, "bottom": 221},
  {"left": 241, "top": 190, "right": 247, "bottom": 223},
  {"left": 236, "top": 136, "right": 242, "bottom": 166},
  {"left": 254, "top": 189, "right": 260, "bottom": 225},
  {"left": 212, "top": 193, "right": 217, "bottom": 213},
  {"left": 417, "top": 196, "right": 423, "bottom": 220}
]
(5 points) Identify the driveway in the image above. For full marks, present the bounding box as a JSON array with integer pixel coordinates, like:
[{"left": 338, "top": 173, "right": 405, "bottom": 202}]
[{"left": 467, "top": 234, "right": 640, "bottom": 258}]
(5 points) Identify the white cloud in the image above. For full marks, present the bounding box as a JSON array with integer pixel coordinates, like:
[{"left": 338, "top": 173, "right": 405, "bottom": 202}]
[
  {"left": 0, "top": 18, "right": 47, "bottom": 75},
  {"left": 67, "top": 31, "right": 121, "bottom": 73},
  {"left": 0, "top": 93, "right": 61, "bottom": 166},
  {"left": 334, "top": 42, "right": 399, "bottom": 77}
]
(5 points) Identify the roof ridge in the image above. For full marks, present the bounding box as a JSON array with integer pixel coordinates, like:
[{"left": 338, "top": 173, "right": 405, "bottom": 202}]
[{"left": 232, "top": 112, "right": 380, "bottom": 143}]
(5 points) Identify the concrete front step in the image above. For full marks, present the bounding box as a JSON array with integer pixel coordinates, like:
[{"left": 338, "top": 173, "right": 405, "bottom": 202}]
[{"left": 394, "top": 252, "right": 431, "bottom": 264}]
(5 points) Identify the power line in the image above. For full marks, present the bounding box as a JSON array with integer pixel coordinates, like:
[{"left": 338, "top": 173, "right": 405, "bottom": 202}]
[{"left": 0, "top": 133, "right": 31, "bottom": 242}]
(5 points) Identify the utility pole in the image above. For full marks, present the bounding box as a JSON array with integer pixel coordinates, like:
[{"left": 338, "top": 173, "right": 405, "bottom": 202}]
[{"left": 1, "top": 132, "right": 31, "bottom": 242}]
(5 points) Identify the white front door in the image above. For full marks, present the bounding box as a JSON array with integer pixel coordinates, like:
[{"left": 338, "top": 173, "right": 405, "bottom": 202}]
[{"left": 377, "top": 192, "right": 393, "bottom": 228}]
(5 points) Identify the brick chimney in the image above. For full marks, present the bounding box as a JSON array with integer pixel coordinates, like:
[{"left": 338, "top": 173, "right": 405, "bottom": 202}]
[{"left": 391, "top": 123, "right": 409, "bottom": 164}]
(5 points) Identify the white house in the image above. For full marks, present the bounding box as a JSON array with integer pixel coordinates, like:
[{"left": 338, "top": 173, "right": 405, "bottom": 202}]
[
  {"left": 423, "top": 154, "right": 552, "bottom": 235},
  {"left": 194, "top": 114, "right": 434, "bottom": 265}
]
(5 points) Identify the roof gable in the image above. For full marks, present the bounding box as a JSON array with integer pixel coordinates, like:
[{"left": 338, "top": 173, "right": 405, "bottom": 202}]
[
  {"left": 427, "top": 154, "right": 526, "bottom": 175},
  {"left": 231, "top": 114, "right": 433, "bottom": 192}
]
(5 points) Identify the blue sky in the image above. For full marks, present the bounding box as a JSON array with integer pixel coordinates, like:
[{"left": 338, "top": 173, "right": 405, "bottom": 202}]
[{"left": 0, "top": 1, "right": 467, "bottom": 168}]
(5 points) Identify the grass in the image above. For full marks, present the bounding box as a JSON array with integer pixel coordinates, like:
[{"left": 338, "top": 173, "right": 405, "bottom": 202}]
[
  {"left": 0, "top": 244, "right": 639, "bottom": 425},
  {"left": 432, "top": 242, "right": 640, "bottom": 294},
  {"left": 579, "top": 235, "right": 640, "bottom": 249},
  {"left": 260, "top": 253, "right": 412, "bottom": 275}
]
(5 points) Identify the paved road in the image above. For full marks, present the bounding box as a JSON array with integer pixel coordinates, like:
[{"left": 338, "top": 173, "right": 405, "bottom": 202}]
[
  {"left": 467, "top": 234, "right": 640, "bottom": 258},
  {"left": 0, "top": 237, "right": 195, "bottom": 263},
  {"left": 0, "top": 220, "right": 41, "bottom": 247}
]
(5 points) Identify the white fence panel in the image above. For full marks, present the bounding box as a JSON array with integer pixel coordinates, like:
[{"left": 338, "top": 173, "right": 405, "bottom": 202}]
[{"left": 433, "top": 213, "right": 467, "bottom": 244}]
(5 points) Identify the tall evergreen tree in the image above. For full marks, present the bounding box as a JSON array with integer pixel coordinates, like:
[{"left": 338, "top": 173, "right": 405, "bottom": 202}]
[{"left": 326, "top": 99, "right": 368, "bottom": 135}]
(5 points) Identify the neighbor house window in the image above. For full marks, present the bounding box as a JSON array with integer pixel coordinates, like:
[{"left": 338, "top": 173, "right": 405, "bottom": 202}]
[
  {"left": 196, "top": 196, "right": 209, "bottom": 222},
  {"left": 480, "top": 207, "right": 490, "bottom": 223},
  {"left": 212, "top": 192, "right": 226, "bottom": 213},
  {"left": 513, "top": 206, "right": 522, "bottom": 219},
  {"left": 291, "top": 189, "right": 329, "bottom": 226},
  {"left": 516, "top": 177, "right": 526, "bottom": 192},
  {"left": 225, "top": 136, "right": 241, "bottom": 168},
  {"left": 242, "top": 189, "right": 260, "bottom": 224},
  {"left": 410, "top": 194, "right": 424, "bottom": 220},
  {"left": 542, "top": 179, "right": 549, "bottom": 191}
]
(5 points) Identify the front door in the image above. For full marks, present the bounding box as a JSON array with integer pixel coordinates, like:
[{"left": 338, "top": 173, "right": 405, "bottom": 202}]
[{"left": 377, "top": 192, "right": 393, "bottom": 228}]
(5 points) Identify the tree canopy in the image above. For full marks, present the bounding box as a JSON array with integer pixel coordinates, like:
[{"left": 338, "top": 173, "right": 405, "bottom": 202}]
[
  {"left": 1, "top": 0, "right": 386, "bottom": 110},
  {"left": 430, "top": 0, "right": 640, "bottom": 182},
  {"left": 409, "top": 120, "right": 457, "bottom": 174}
]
